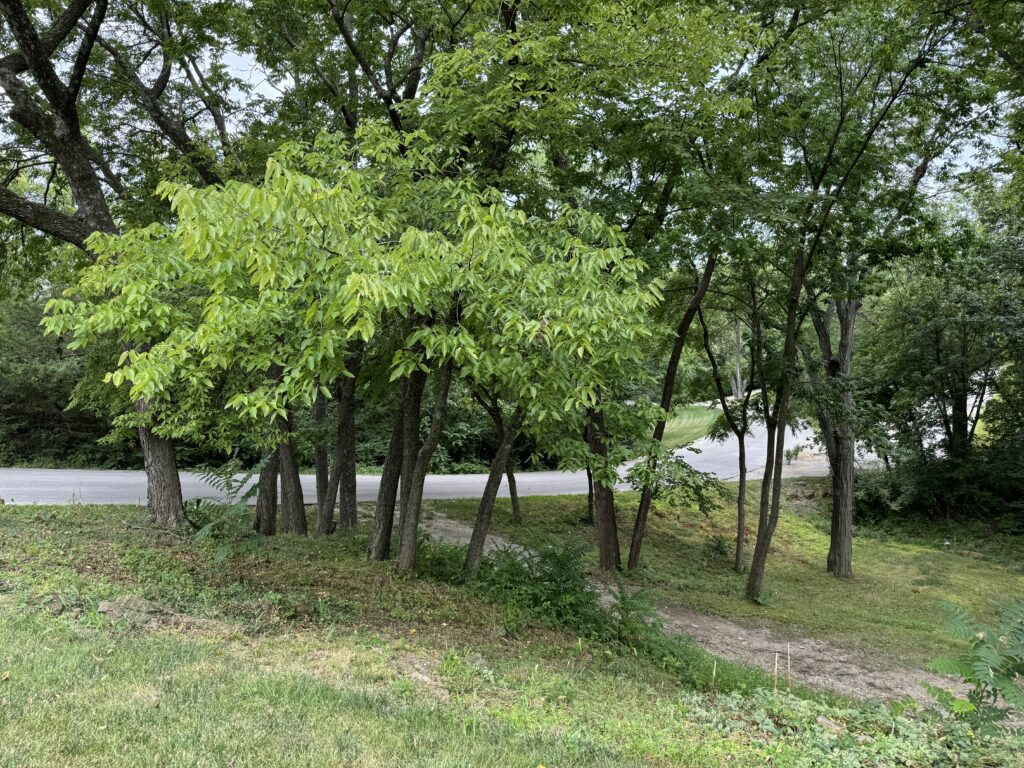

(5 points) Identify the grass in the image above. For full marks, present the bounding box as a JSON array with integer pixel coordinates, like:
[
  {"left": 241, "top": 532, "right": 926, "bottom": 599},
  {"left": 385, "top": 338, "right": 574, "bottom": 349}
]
[
  {"left": 0, "top": 501, "right": 1020, "bottom": 766},
  {"left": 432, "top": 478, "right": 1024, "bottom": 665},
  {"left": 661, "top": 404, "right": 720, "bottom": 448}
]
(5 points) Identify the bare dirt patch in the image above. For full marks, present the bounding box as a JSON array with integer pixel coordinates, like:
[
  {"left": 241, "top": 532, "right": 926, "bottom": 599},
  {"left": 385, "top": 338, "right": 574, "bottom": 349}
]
[{"left": 421, "top": 512, "right": 960, "bottom": 704}]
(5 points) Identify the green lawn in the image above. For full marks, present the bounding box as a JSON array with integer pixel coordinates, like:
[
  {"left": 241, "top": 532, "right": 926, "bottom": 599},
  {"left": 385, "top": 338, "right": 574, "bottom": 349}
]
[
  {"left": 0, "top": 502, "right": 1019, "bottom": 766},
  {"left": 661, "top": 405, "right": 720, "bottom": 448},
  {"left": 433, "top": 479, "right": 1024, "bottom": 665}
]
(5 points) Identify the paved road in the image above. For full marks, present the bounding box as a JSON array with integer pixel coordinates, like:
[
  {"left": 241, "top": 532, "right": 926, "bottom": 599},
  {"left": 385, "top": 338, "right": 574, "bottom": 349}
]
[{"left": 0, "top": 422, "right": 829, "bottom": 506}]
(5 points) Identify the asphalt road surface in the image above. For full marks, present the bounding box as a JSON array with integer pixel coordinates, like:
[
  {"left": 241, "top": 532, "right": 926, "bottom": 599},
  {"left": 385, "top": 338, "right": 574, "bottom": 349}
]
[{"left": 0, "top": 423, "right": 829, "bottom": 506}]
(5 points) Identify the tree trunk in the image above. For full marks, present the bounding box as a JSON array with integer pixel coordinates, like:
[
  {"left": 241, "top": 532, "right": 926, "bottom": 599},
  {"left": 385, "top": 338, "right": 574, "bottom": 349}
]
[
  {"left": 368, "top": 384, "right": 409, "bottom": 561},
  {"left": 808, "top": 297, "right": 858, "bottom": 579},
  {"left": 584, "top": 464, "right": 595, "bottom": 523},
  {"left": 277, "top": 432, "right": 307, "bottom": 535},
  {"left": 397, "top": 370, "right": 428, "bottom": 545},
  {"left": 587, "top": 408, "right": 621, "bottom": 571},
  {"left": 746, "top": 253, "right": 807, "bottom": 601},
  {"left": 506, "top": 462, "right": 522, "bottom": 525},
  {"left": 735, "top": 438, "right": 747, "bottom": 573},
  {"left": 826, "top": 435, "right": 854, "bottom": 577},
  {"left": 252, "top": 450, "right": 279, "bottom": 536},
  {"left": 137, "top": 424, "right": 184, "bottom": 529},
  {"left": 336, "top": 373, "right": 359, "bottom": 531},
  {"left": 628, "top": 257, "right": 717, "bottom": 570},
  {"left": 465, "top": 407, "right": 525, "bottom": 576},
  {"left": 313, "top": 390, "right": 329, "bottom": 514},
  {"left": 396, "top": 362, "right": 454, "bottom": 575}
]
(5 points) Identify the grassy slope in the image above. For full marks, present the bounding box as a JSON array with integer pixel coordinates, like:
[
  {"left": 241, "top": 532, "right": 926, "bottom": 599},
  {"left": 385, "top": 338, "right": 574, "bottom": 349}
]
[
  {"left": 660, "top": 405, "right": 719, "bottom": 448},
  {"left": 432, "top": 479, "right": 1024, "bottom": 665},
  {"left": 2, "top": 503, "right": 1019, "bottom": 766}
]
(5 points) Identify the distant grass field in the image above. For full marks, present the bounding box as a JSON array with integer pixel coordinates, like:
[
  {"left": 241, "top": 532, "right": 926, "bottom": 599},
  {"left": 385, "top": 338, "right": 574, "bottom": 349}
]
[
  {"left": 2, "top": 501, "right": 1020, "bottom": 765},
  {"left": 661, "top": 404, "right": 720, "bottom": 448},
  {"left": 434, "top": 479, "right": 1024, "bottom": 665}
]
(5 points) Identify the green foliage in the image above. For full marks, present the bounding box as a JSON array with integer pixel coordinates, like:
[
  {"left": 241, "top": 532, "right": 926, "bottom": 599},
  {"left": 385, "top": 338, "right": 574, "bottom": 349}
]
[
  {"left": 187, "top": 459, "right": 263, "bottom": 562},
  {"left": 928, "top": 602, "right": 1024, "bottom": 735}
]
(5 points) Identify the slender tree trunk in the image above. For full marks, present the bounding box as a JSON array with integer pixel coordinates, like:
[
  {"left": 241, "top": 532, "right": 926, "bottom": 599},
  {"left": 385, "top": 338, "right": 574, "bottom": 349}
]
[
  {"left": 252, "top": 449, "right": 279, "bottom": 535},
  {"left": 587, "top": 408, "right": 621, "bottom": 571},
  {"left": 396, "top": 363, "right": 454, "bottom": 574},
  {"left": 368, "top": 384, "right": 409, "bottom": 561},
  {"left": 336, "top": 373, "right": 359, "bottom": 531},
  {"left": 735, "top": 438, "right": 747, "bottom": 573},
  {"left": 585, "top": 464, "right": 595, "bottom": 523},
  {"left": 628, "top": 257, "right": 716, "bottom": 570},
  {"left": 506, "top": 462, "right": 522, "bottom": 525},
  {"left": 277, "top": 428, "right": 307, "bottom": 535},
  {"left": 137, "top": 424, "right": 184, "bottom": 529},
  {"left": 313, "top": 390, "right": 329, "bottom": 513},
  {"left": 397, "top": 370, "right": 428, "bottom": 543},
  {"left": 746, "top": 256, "right": 806, "bottom": 600},
  {"left": 465, "top": 407, "right": 525, "bottom": 576}
]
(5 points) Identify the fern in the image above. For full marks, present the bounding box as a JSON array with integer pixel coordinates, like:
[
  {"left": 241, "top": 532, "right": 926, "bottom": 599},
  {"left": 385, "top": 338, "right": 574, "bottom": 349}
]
[
  {"left": 187, "top": 457, "right": 263, "bottom": 562},
  {"left": 927, "top": 601, "right": 1024, "bottom": 736}
]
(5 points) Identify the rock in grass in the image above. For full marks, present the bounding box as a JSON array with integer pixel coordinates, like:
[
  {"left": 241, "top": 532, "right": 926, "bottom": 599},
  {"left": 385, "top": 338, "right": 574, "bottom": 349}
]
[{"left": 97, "top": 595, "right": 164, "bottom": 625}]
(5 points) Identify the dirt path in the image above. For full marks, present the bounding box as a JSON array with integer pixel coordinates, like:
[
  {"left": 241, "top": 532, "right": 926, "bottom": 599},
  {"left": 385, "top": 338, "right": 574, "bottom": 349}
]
[{"left": 420, "top": 512, "right": 957, "bottom": 704}]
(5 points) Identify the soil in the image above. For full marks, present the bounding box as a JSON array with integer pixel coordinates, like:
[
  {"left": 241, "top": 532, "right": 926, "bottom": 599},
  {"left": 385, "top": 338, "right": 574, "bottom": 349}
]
[{"left": 420, "top": 512, "right": 961, "bottom": 704}]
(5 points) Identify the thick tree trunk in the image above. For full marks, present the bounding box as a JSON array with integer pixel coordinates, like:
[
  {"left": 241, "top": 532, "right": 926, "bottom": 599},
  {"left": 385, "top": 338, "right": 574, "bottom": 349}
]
[
  {"left": 809, "top": 298, "right": 858, "bottom": 579},
  {"left": 735, "top": 439, "right": 747, "bottom": 573},
  {"left": 628, "top": 257, "right": 716, "bottom": 570},
  {"left": 465, "top": 408, "right": 525, "bottom": 576},
  {"left": 137, "top": 424, "right": 184, "bottom": 529},
  {"left": 506, "top": 462, "right": 522, "bottom": 525},
  {"left": 368, "top": 385, "right": 409, "bottom": 561},
  {"left": 587, "top": 408, "right": 620, "bottom": 571},
  {"left": 826, "top": 435, "right": 854, "bottom": 577},
  {"left": 396, "top": 363, "right": 454, "bottom": 575},
  {"left": 397, "top": 370, "right": 428, "bottom": 545},
  {"left": 252, "top": 450, "right": 279, "bottom": 536},
  {"left": 277, "top": 432, "right": 307, "bottom": 535}
]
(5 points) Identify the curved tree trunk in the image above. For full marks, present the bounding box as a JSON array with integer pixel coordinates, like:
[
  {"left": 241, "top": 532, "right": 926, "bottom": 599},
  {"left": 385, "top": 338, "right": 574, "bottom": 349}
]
[
  {"left": 396, "top": 362, "right": 454, "bottom": 575},
  {"left": 368, "top": 386, "right": 408, "bottom": 560},
  {"left": 628, "top": 257, "right": 716, "bottom": 570},
  {"left": 465, "top": 407, "right": 525, "bottom": 576},
  {"left": 252, "top": 450, "right": 280, "bottom": 536}
]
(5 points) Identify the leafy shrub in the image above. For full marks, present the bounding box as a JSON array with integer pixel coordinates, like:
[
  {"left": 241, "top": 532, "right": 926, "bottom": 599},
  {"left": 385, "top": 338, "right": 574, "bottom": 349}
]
[
  {"left": 927, "top": 601, "right": 1024, "bottom": 735},
  {"left": 187, "top": 459, "right": 262, "bottom": 561}
]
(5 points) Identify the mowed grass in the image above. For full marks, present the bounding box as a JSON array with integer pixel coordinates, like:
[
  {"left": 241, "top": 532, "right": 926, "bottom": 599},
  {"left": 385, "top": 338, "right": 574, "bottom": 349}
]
[
  {"left": 660, "top": 405, "right": 720, "bottom": 448},
  {"left": 2, "top": 502, "right": 1020, "bottom": 766},
  {"left": 431, "top": 478, "right": 1024, "bottom": 665}
]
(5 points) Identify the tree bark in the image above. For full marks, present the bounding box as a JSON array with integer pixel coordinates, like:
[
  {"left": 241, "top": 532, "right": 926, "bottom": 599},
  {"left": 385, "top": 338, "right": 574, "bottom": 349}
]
[
  {"left": 368, "top": 383, "right": 409, "bottom": 560},
  {"left": 314, "top": 367, "right": 361, "bottom": 535},
  {"left": 313, "top": 390, "right": 329, "bottom": 516},
  {"left": 587, "top": 408, "right": 621, "bottom": 571},
  {"left": 584, "top": 464, "right": 595, "bottom": 524},
  {"left": 396, "top": 362, "right": 454, "bottom": 574},
  {"left": 746, "top": 254, "right": 807, "bottom": 600},
  {"left": 252, "top": 449, "right": 279, "bottom": 535},
  {"left": 808, "top": 297, "right": 858, "bottom": 578},
  {"left": 506, "top": 462, "right": 522, "bottom": 525},
  {"left": 277, "top": 427, "right": 307, "bottom": 535},
  {"left": 336, "top": 373, "right": 359, "bottom": 531},
  {"left": 137, "top": 424, "right": 183, "bottom": 529},
  {"left": 628, "top": 257, "right": 716, "bottom": 570},
  {"left": 464, "top": 407, "right": 525, "bottom": 576}
]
